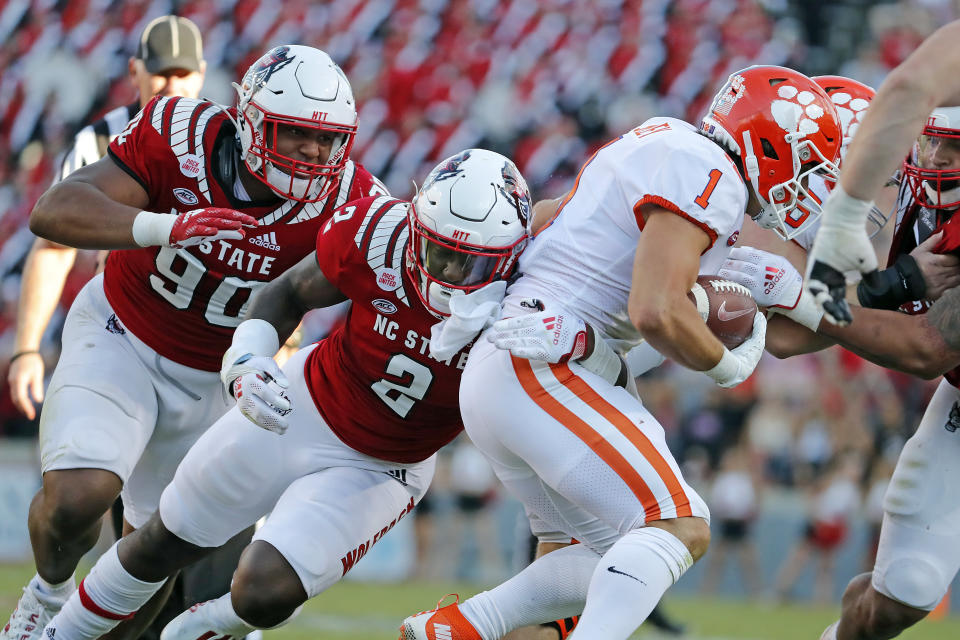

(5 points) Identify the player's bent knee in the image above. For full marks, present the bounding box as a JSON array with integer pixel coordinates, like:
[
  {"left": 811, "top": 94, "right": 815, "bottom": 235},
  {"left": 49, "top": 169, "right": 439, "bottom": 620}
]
[
  {"left": 231, "top": 542, "right": 307, "bottom": 628},
  {"left": 684, "top": 518, "right": 711, "bottom": 561},
  {"left": 875, "top": 556, "right": 945, "bottom": 612},
  {"left": 41, "top": 469, "right": 121, "bottom": 538},
  {"left": 649, "top": 516, "right": 710, "bottom": 561},
  {"left": 118, "top": 513, "right": 210, "bottom": 581},
  {"left": 856, "top": 587, "right": 929, "bottom": 639}
]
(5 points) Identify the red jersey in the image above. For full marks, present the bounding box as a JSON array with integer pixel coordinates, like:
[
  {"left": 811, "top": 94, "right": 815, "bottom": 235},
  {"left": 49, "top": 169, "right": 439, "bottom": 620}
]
[
  {"left": 305, "top": 195, "right": 468, "bottom": 463},
  {"left": 887, "top": 184, "right": 960, "bottom": 388},
  {"left": 105, "top": 96, "right": 386, "bottom": 371}
]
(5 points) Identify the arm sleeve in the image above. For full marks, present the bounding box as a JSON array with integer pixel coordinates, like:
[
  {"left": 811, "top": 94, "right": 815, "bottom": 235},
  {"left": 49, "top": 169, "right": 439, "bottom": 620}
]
[
  {"left": 314, "top": 201, "right": 363, "bottom": 294},
  {"left": 106, "top": 98, "right": 161, "bottom": 196},
  {"left": 624, "top": 137, "right": 744, "bottom": 249}
]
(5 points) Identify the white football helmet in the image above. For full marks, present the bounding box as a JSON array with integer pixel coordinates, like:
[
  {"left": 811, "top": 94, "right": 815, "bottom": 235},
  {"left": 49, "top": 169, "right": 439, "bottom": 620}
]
[
  {"left": 406, "top": 149, "right": 531, "bottom": 316},
  {"left": 235, "top": 45, "right": 357, "bottom": 203},
  {"left": 904, "top": 106, "right": 960, "bottom": 211}
]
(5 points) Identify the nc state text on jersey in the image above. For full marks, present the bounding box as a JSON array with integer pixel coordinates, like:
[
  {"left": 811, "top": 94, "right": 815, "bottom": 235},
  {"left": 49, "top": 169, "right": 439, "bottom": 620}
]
[{"left": 373, "top": 314, "right": 471, "bottom": 369}]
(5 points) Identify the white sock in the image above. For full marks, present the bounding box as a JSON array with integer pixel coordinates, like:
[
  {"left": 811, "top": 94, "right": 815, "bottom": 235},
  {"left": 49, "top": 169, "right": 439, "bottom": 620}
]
[
  {"left": 176, "top": 594, "right": 257, "bottom": 637},
  {"left": 572, "top": 527, "right": 693, "bottom": 639},
  {"left": 460, "top": 544, "right": 600, "bottom": 640},
  {"left": 167, "top": 594, "right": 303, "bottom": 637},
  {"left": 30, "top": 574, "right": 76, "bottom": 606},
  {"left": 43, "top": 543, "right": 166, "bottom": 640}
]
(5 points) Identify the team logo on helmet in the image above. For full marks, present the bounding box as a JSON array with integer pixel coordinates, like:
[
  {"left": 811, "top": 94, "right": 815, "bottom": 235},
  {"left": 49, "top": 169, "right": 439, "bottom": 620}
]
[
  {"left": 711, "top": 74, "right": 746, "bottom": 116},
  {"left": 500, "top": 161, "right": 530, "bottom": 226},
  {"left": 426, "top": 150, "right": 471, "bottom": 184},
  {"left": 771, "top": 84, "right": 827, "bottom": 139},
  {"left": 250, "top": 46, "right": 294, "bottom": 86}
]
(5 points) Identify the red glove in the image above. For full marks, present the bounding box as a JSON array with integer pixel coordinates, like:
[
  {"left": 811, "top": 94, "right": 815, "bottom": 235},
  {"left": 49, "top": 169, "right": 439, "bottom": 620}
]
[{"left": 168, "top": 207, "right": 257, "bottom": 248}]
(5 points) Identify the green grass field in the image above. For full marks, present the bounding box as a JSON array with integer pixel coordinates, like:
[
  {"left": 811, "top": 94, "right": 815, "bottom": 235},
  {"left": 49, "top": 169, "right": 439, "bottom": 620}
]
[{"left": 1, "top": 562, "right": 957, "bottom": 640}]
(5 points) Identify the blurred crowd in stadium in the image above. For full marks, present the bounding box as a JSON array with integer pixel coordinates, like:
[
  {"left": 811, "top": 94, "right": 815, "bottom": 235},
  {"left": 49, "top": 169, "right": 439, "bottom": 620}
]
[{"left": 0, "top": 0, "right": 956, "bottom": 596}]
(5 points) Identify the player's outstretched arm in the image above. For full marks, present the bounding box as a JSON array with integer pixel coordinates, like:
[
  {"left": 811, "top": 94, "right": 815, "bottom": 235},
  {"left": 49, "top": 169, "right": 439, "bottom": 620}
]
[
  {"left": 30, "top": 156, "right": 255, "bottom": 250},
  {"left": 840, "top": 20, "right": 960, "bottom": 203},
  {"left": 808, "top": 20, "right": 960, "bottom": 323},
  {"left": 817, "top": 304, "right": 960, "bottom": 379},
  {"left": 243, "top": 252, "right": 348, "bottom": 345},
  {"left": 220, "top": 255, "right": 347, "bottom": 434},
  {"left": 7, "top": 237, "right": 77, "bottom": 419},
  {"left": 927, "top": 285, "right": 960, "bottom": 352}
]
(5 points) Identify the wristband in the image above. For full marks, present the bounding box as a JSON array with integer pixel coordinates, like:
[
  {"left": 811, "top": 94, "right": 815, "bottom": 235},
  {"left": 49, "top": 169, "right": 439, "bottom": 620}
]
[
  {"left": 131, "top": 211, "right": 175, "bottom": 247},
  {"left": 577, "top": 325, "right": 623, "bottom": 386},
  {"left": 9, "top": 350, "right": 41, "bottom": 364},
  {"left": 220, "top": 319, "right": 281, "bottom": 388},
  {"left": 782, "top": 288, "right": 824, "bottom": 331},
  {"left": 822, "top": 184, "right": 874, "bottom": 229},
  {"left": 703, "top": 348, "right": 740, "bottom": 386},
  {"left": 856, "top": 254, "right": 925, "bottom": 310}
]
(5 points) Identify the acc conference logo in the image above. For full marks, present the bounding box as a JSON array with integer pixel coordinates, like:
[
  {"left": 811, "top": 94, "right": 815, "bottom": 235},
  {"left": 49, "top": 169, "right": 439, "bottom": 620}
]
[
  {"left": 373, "top": 298, "right": 398, "bottom": 314},
  {"left": 173, "top": 188, "right": 199, "bottom": 206}
]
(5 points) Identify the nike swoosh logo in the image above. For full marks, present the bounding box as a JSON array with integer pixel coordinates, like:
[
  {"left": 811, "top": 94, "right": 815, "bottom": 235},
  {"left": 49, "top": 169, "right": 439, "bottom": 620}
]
[
  {"left": 717, "top": 301, "right": 753, "bottom": 322},
  {"left": 606, "top": 566, "right": 646, "bottom": 584}
]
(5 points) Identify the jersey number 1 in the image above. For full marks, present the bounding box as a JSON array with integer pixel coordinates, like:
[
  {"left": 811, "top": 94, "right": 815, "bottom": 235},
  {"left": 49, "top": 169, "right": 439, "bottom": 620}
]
[{"left": 694, "top": 169, "right": 722, "bottom": 209}]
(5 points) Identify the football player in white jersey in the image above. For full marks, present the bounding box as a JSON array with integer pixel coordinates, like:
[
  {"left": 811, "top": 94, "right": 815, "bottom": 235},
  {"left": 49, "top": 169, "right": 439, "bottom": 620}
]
[
  {"left": 719, "top": 84, "right": 960, "bottom": 639},
  {"left": 807, "top": 19, "right": 960, "bottom": 325},
  {"left": 400, "top": 65, "right": 843, "bottom": 640}
]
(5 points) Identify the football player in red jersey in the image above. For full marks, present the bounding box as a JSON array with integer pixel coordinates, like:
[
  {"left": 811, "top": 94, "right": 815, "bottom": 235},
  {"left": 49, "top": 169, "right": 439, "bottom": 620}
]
[
  {"left": 719, "top": 92, "right": 960, "bottom": 639},
  {"left": 36, "top": 149, "right": 532, "bottom": 640},
  {"left": 4, "top": 45, "right": 386, "bottom": 640}
]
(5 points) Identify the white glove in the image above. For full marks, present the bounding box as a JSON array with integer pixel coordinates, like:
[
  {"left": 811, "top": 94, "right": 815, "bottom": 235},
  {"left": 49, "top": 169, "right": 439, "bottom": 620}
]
[
  {"left": 806, "top": 185, "right": 878, "bottom": 326},
  {"left": 703, "top": 312, "right": 766, "bottom": 388},
  {"left": 429, "top": 280, "right": 506, "bottom": 360},
  {"left": 223, "top": 355, "right": 291, "bottom": 435},
  {"left": 719, "top": 246, "right": 823, "bottom": 330},
  {"left": 220, "top": 319, "right": 290, "bottom": 434},
  {"left": 489, "top": 302, "right": 588, "bottom": 363}
]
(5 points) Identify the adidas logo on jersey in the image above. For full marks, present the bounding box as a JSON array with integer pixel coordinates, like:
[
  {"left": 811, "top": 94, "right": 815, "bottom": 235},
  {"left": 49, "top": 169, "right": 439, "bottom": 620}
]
[{"left": 250, "top": 231, "right": 280, "bottom": 252}]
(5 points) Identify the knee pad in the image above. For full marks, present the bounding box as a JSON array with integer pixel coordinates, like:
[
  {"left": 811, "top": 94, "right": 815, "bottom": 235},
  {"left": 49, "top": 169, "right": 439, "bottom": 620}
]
[{"left": 874, "top": 556, "right": 946, "bottom": 611}]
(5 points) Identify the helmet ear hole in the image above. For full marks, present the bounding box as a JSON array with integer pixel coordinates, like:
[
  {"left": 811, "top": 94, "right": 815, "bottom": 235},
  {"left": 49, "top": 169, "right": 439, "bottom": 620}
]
[{"left": 760, "top": 138, "right": 778, "bottom": 160}]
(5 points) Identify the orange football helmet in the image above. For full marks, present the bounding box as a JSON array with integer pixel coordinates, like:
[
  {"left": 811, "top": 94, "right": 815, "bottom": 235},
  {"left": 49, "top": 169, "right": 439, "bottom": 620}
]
[
  {"left": 813, "top": 75, "right": 890, "bottom": 234},
  {"left": 813, "top": 75, "right": 874, "bottom": 162},
  {"left": 701, "top": 65, "right": 842, "bottom": 240}
]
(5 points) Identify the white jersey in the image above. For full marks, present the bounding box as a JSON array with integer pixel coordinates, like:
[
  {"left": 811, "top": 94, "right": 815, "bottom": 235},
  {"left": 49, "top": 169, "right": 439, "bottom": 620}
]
[{"left": 508, "top": 118, "right": 748, "bottom": 351}]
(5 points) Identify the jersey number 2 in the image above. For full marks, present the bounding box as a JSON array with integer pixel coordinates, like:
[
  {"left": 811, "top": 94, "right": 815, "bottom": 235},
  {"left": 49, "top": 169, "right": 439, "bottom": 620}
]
[{"left": 371, "top": 354, "right": 434, "bottom": 418}]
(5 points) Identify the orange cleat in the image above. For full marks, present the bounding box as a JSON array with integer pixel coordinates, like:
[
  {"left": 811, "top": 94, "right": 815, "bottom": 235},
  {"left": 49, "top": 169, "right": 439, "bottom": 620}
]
[{"left": 398, "top": 594, "right": 482, "bottom": 640}]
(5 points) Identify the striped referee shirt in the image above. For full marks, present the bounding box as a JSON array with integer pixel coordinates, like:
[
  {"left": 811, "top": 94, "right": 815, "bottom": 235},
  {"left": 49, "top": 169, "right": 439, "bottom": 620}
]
[{"left": 55, "top": 102, "right": 141, "bottom": 182}]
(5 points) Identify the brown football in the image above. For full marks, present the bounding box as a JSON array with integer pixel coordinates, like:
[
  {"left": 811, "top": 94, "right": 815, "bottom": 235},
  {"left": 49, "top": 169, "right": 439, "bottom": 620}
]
[{"left": 687, "top": 275, "right": 758, "bottom": 349}]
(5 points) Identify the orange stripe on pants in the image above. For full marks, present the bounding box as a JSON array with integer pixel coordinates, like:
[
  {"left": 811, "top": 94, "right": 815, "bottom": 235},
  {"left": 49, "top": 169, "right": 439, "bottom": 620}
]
[
  {"left": 551, "top": 362, "right": 693, "bottom": 518},
  {"left": 512, "top": 356, "right": 663, "bottom": 522}
]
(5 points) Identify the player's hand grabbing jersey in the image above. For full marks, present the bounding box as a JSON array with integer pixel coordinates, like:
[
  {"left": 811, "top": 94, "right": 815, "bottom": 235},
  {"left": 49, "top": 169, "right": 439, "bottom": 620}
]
[
  {"left": 106, "top": 96, "right": 385, "bottom": 371},
  {"left": 510, "top": 118, "right": 748, "bottom": 351},
  {"left": 306, "top": 196, "right": 469, "bottom": 463}
]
